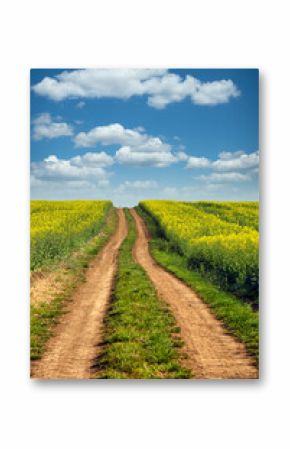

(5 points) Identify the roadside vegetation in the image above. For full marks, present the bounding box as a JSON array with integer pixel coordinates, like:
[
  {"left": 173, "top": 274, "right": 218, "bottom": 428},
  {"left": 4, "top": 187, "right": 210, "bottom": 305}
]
[
  {"left": 94, "top": 210, "right": 191, "bottom": 379},
  {"left": 137, "top": 206, "right": 259, "bottom": 363},
  {"left": 139, "top": 200, "right": 259, "bottom": 307},
  {"left": 31, "top": 200, "right": 112, "bottom": 270},
  {"left": 30, "top": 207, "right": 117, "bottom": 361}
]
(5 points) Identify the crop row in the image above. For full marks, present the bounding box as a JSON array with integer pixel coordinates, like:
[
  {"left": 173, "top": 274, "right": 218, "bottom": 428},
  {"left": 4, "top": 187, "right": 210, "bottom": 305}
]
[
  {"left": 139, "top": 200, "right": 259, "bottom": 306},
  {"left": 31, "top": 200, "right": 112, "bottom": 270},
  {"left": 193, "top": 201, "right": 259, "bottom": 230}
]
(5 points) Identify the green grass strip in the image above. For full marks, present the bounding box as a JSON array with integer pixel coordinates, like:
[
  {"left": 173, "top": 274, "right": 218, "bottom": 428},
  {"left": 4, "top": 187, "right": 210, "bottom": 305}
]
[
  {"left": 30, "top": 208, "right": 117, "bottom": 361},
  {"left": 95, "top": 210, "right": 191, "bottom": 379},
  {"left": 137, "top": 207, "right": 259, "bottom": 364}
]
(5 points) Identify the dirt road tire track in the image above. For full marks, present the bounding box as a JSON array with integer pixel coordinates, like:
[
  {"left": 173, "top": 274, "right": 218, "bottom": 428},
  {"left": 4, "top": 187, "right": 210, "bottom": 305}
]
[
  {"left": 31, "top": 208, "right": 128, "bottom": 380},
  {"left": 131, "top": 209, "right": 258, "bottom": 379}
]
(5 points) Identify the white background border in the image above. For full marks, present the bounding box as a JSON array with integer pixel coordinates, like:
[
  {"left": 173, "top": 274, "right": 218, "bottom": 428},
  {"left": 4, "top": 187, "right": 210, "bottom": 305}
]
[{"left": 0, "top": 0, "right": 289, "bottom": 447}]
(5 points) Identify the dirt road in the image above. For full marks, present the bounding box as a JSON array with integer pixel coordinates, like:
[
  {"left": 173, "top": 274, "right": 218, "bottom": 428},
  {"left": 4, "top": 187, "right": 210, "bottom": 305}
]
[
  {"left": 131, "top": 209, "right": 258, "bottom": 379},
  {"left": 31, "top": 209, "right": 127, "bottom": 379}
]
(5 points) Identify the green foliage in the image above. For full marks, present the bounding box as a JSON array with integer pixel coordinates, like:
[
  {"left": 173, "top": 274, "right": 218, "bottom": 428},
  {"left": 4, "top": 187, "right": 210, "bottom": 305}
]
[
  {"left": 139, "top": 200, "right": 259, "bottom": 306},
  {"left": 31, "top": 295, "right": 68, "bottom": 360},
  {"left": 95, "top": 210, "right": 191, "bottom": 379},
  {"left": 30, "top": 209, "right": 117, "bottom": 361},
  {"left": 138, "top": 206, "right": 259, "bottom": 363},
  {"left": 193, "top": 201, "right": 259, "bottom": 230},
  {"left": 31, "top": 200, "right": 112, "bottom": 270}
]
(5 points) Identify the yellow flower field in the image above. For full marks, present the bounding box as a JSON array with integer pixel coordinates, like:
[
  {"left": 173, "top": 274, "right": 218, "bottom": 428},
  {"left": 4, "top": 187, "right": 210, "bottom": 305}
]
[
  {"left": 31, "top": 200, "right": 112, "bottom": 270},
  {"left": 140, "top": 200, "right": 259, "bottom": 305}
]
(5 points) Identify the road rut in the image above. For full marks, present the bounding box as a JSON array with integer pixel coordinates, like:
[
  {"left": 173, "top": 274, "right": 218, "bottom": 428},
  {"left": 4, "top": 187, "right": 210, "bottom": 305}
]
[
  {"left": 31, "top": 209, "right": 128, "bottom": 379},
  {"left": 131, "top": 209, "right": 258, "bottom": 379}
]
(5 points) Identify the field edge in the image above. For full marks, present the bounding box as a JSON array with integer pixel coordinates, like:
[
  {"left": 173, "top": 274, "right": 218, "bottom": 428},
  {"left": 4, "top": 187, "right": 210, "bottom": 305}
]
[
  {"left": 137, "top": 205, "right": 259, "bottom": 365},
  {"left": 30, "top": 207, "right": 117, "bottom": 362}
]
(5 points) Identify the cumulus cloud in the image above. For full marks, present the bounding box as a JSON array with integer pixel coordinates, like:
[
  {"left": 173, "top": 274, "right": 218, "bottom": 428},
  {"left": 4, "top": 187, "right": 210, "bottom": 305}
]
[
  {"left": 32, "top": 69, "right": 240, "bottom": 109},
  {"left": 31, "top": 152, "right": 113, "bottom": 187},
  {"left": 198, "top": 172, "right": 251, "bottom": 183},
  {"left": 186, "top": 156, "right": 211, "bottom": 168},
  {"left": 115, "top": 147, "right": 177, "bottom": 167},
  {"left": 185, "top": 150, "right": 259, "bottom": 189},
  {"left": 32, "top": 113, "right": 73, "bottom": 141},
  {"left": 74, "top": 123, "right": 170, "bottom": 151},
  {"left": 74, "top": 123, "right": 178, "bottom": 167},
  {"left": 32, "top": 69, "right": 166, "bottom": 101},
  {"left": 192, "top": 80, "right": 240, "bottom": 105},
  {"left": 212, "top": 150, "right": 259, "bottom": 171},
  {"left": 145, "top": 74, "right": 240, "bottom": 108},
  {"left": 176, "top": 151, "right": 188, "bottom": 161},
  {"left": 70, "top": 151, "right": 114, "bottom": 168},
  {"left": 186, "top": 150, "right": 259, "bottom": 172},
  {"left": 217, "top": 150, "right": 245, "bottom": 160},
  {"left": 119, "top": 180, "right": 158, "bottom": 191}
]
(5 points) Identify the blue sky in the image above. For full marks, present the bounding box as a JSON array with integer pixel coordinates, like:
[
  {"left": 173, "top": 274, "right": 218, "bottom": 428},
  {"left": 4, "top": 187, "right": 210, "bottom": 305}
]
[{"left": 30, "top": 68, "right": 259, "bottom": 206}]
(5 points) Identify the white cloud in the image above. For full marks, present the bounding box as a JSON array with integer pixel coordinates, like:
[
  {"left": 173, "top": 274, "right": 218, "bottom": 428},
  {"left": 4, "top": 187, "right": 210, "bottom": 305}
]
[
  {"left": 212, "top": 150, "right": 259, "bottom": 171},
  {"left": 74, "top": 123, "right": 170, "bottom": 151},
  {"left": 192, "top": 80, "right": 240, "bottom": 105},
  {"left": 176, "top": 151, "right": 188, "bottom": 161},
  {"left": 205, "top": 183, "right": 227, "bottom": 191},
  {"left": 115, "top": 147, "right": 177, "bottom": 167},
  {"left": 198, "top": 172, "right": 251, "bottom": 183},
  {"left": 31, "top": 152, "right": 112, "bottom": 187},
  {"left": 134, "top": 126, "right": 146, "bottom": 133},
  {"left": 32, "top": 69, "right": 166, "bottom": 101},
  {"left": 76, "top": 101, "right": 85, "bottom": 109},
  {"left": 70, "top": 151, "right": 114, "bottom": 168},
  {"left": 186, "top": 156, "right": 211, "bottom": 168},
  {"left": 74, "top": 123, "right": 177, "bottom": 167},
  {"left": 163, "top": 187, "right": 178, "bottom": 195},
  {"left": 145, "top": 73, "right": 197, "bottom": 108},
  {"left": 32, "top": 113, "right": 73, "bottom": 141},
  {"left": 32, "top": 69, "right": 240, "bottom": 108},
  {"left": 119, "top": 180, "right": 158, "bottom": 191},
  {"left": 251, "top": 167, "right": 259, "bottom": 175},
  {"left": 218, "top": 150, "right": 245, "bottom": 160},
  {"left": 185, "top": 150, "right": 259, "bottom": 173},
  {"left": 145, "top": 74, "right": 240, "bottom": 109}
]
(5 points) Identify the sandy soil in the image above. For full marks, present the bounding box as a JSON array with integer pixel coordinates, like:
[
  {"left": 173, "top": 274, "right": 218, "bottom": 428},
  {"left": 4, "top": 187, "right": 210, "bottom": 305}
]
[
  {"left": 131, "top": 209, "right": 258, "bottom": 379},
  {"left": 31, "top": 209, "right": 127, "bottom": 380}
]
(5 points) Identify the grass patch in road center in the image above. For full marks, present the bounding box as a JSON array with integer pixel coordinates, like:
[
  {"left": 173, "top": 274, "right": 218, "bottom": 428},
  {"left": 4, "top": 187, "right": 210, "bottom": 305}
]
[
  {"left": 137, "top": 206, "right": 259, "bottom": 365},
  {"left": 30, "top": 208, "right": 117, "bottom": 362},
  {"left": 94, "top": 210, "right": 191, "bottom": 379}
]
